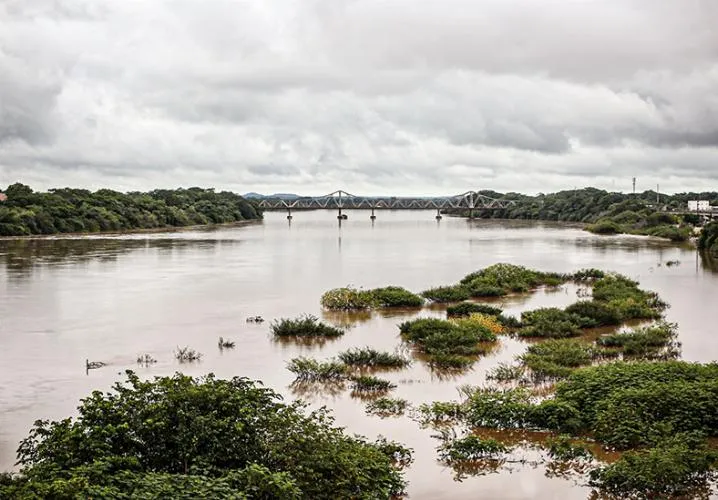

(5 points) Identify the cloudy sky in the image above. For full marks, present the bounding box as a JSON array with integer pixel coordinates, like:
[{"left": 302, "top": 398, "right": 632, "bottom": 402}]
[{"left": 1, "top": 0, "right": 717, "bottom": 195}]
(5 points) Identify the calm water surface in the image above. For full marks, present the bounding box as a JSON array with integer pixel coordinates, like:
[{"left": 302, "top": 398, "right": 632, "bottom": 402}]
[{"left": 1, "top": 211, "right": 716, "bottom": 499}]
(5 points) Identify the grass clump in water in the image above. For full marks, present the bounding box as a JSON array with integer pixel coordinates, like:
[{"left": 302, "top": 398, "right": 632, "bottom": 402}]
[
  {"left": 321, "top": 287, "right": 375, "bottom": 310},
  {"left": 338, "top": 347, "right": 410, "bottom": 369},
  {"left": 439, "top": 435, "right": 510, "bottom": 462},
  {"left": 365, "top": 397, "right": 410, "bottom": 417},
  {"left": 174, "top": 346, "right": 202, "bottom": 363},
  {"left": 591, "top": 274, "right": 666, "bottom": 321},
  {"left": 596, "top": 322, "right": 680, "bottom": 359},
  {"left": 271, "top": 314, "right": 344, "bottom": 338},
  {"left": 136, "top": 354, "right": 157, "bottom": 365},
  {"left": 370, "top": 286, "right": 424, "bottom": 307},
  {"left": 446, "top": 302, "right": 503, "bottom": 318},
  {"left": 451, "top": 313, "right": 504, "bottom": 338},
  {"left": 421, "top": 285, "right": 471, "bottom": 303},
  {"left": 564, "top": 300, "right": 623, "bottom": 327},
  {"left": 400, "top": 317, "right": 497, "bottom": 370},
  {"left": 287, "top": 357, "right": 348, "bottom": 382},
  {"left": 517, "top": 307, "right": 589, "bottom": 338},
  {"left": 487, "top": 362, "right": 527, "bottom": 382},
  {"left": 351, "top": 375, "right": 396, "bottom": 394},
  {"left": 217, "top": 337, "right": 236, "bottom": 349},
  {"left": 460, "top": 263, "right": 568, "bottom": 297},
  {"left": 519, "top": 339, "right": 597, "bottom": 381}
]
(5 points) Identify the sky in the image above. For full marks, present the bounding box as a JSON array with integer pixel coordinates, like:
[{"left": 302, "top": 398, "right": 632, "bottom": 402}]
[{"left": 1, "top": 0, "right": 717, "bottom": 196}]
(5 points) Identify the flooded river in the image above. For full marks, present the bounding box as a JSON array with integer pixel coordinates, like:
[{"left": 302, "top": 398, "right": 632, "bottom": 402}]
[{"left": 1, "top": 210, "right": 716, "bottom": 499}]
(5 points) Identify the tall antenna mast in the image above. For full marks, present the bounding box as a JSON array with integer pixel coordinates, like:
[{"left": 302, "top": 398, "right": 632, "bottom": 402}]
[
  {"left": 656, "top": 184, "right": 660, "bottom": 204},
  {"left": 632, "top": 177, "right": 636, "bottom": 195}
]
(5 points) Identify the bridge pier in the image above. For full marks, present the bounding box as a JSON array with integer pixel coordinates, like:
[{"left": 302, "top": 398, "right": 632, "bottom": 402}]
[
  {"left": 337, "top": 208, "right": 347, "bottom": 220},
  {"left": 435, "top": 209, "right": 442, "bottom": 220},
  {"left": 370, "top": 207, "right": 376, "bottom": 220},
  {"left": 287, "top": 207, "right": 292, "bottom": 220}
]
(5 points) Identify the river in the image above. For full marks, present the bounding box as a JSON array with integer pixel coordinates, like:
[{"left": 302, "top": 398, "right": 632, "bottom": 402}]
[{"left": 1, "top": 210, "right": 716, "bottom": 499}]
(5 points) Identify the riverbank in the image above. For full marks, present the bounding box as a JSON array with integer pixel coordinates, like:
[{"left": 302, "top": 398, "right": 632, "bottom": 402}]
[{"left": 0, "top": 218, "right": 263, "bottom": 241}]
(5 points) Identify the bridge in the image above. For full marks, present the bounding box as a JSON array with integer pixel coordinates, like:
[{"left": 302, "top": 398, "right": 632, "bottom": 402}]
[{"left": 257, "top": 190, "right": 517, "bottom": 220}]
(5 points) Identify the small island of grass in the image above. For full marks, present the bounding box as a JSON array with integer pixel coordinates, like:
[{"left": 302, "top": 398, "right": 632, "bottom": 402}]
[{"left": 321, "top": 286, "right": 424, "bottom": 310}]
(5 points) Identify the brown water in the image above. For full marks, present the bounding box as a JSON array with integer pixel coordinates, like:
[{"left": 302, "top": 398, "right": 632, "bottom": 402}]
[{"left": 1, "top": 211, "right": 716, "bottom": 499}]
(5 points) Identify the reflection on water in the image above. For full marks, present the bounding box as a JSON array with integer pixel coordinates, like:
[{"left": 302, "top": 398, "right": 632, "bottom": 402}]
[{"left": 1, "top": 211, "right": 717, "bottom": 499}]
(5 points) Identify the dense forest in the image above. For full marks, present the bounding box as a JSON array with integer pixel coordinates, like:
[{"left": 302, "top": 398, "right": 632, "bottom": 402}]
[
  {"left": 0, "top": 184, "right": 261, "bottom": 236},
  {"left": 468, "top": 187, "right": 717, "bottom": 241}
]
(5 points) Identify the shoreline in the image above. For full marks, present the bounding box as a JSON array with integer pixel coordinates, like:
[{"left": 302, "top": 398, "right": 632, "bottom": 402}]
[{"left": 0, "top": 218, "right": 263, "bottom": 241}]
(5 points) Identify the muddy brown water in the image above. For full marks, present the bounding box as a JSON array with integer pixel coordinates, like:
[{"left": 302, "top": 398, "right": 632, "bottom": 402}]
[{"left": 1, "top": 211, "right": 717, "bottom": 499}]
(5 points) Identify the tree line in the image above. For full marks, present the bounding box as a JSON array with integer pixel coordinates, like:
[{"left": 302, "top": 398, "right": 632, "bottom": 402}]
[
  {"left": 466, "top": 187, "right": 718, "bottom": 241},
  {"left": 0, "top": 183, "right": 262, "bottom": 236}
]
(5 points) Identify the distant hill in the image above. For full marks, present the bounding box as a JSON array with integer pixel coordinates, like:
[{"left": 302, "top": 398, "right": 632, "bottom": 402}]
[{"left": 243, "top": 192, "right": 300, "bottom": 199}]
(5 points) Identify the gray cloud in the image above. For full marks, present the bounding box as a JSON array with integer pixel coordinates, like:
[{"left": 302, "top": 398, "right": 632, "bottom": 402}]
[{"left": 1, "top": 0, "right": 717, "bottom": 195}]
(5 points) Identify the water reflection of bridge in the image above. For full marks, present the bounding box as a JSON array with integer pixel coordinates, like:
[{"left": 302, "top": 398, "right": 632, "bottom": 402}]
[{"left": 257, "top": 190, "right": 517, "bottom": 220}]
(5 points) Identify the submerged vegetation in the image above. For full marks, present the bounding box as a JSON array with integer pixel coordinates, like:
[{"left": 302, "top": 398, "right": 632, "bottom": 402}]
[
  {"left": 338, "top": 347, "right": 410, "bottom": 369},
  {"left": 365, "top": 397, "right": 410, "bottom": 417},
  {"left": 350, "top": 375, "right": 396, "bottom": 394},
  {"left": 423, "top": 361, "right": 718, "bottom": 496},
  {"left": 174, "top": 346, "right": 202, "bottom": 363},
  {"left": 399, "top": 316, "right": 498, "bottom": 370},
  {"left": 446, "top": 302, "right": 503, "bottom": 318},
  {"left": 0, "top": 183, "right": 261, "bottom": 236},
  {"left": 0, "top": 372, "right": 409, "bottom": 499},
  {"left": 423, "top": 264, "right": 567, "bottom": 301},
  {"left": 287, "top": 357, "right": 348, "bottom": 382},
  {"left": 271, "top": 315, "right": 344, "bottom": 338}
]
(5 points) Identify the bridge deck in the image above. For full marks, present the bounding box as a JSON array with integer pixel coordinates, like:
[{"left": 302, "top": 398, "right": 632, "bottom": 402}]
[{"left": 257, "top": 190, "right": 516, "bottom": 210}]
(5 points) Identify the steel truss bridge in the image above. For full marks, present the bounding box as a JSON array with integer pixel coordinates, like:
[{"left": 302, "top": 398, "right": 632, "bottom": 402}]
[{"left": 257, "top": 190, "right": 516, "bottom": 219}]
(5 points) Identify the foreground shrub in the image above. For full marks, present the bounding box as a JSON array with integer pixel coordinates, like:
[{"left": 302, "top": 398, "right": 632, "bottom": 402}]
[
  {"left": 287, "top": 357, "right": 348, "bottom": 381},
  {"left": 370, "top": 286, "right": 424, "bottom": 307},
  {"left": 589, "top": 433, "right": 717, "bottom": 497},
  {"left": 271, "top": 315, "right": 344, "bottom": 337},
  {"left": 320, "top": 287, "right": 375, "bottom": 310},
  {"left": 4, "top": 372, "right": 408, "bottom": 499},
  {"left": 421, "top": 285, "right": 471, "bottom": 303},
  {"left": 338, "top": 347, "right": 410, "bottom": 369},
  {"left": 554, "top": 361, "right": 718, "bottom": 430},
  {"left": 446, "top": 302, "right": 503, "bottom": 318}
]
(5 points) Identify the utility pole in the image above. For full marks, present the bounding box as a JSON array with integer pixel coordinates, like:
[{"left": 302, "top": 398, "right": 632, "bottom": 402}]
[{"left": 632, "top": 177, "right": 636, "bottom": 195}]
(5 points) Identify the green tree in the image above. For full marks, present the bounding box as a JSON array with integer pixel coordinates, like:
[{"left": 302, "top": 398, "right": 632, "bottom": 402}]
[{"left": 2, "top": 372, "right": 409, "bottom": 499}]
